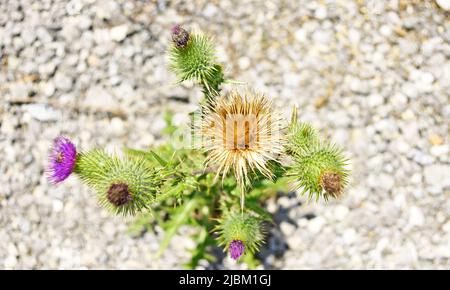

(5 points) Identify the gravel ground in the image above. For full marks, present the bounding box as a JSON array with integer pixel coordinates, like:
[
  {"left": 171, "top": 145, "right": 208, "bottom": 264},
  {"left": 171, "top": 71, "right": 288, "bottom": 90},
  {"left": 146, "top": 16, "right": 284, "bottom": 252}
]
[{"left": 1, "top": 0, "right": 449, "bottom": 269}]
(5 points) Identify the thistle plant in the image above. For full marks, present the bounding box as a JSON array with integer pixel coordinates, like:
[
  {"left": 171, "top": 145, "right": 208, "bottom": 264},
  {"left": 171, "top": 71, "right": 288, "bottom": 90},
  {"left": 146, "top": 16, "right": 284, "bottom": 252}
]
[{"left": 47, "top": 25, "right": 350, "bottom": 268}]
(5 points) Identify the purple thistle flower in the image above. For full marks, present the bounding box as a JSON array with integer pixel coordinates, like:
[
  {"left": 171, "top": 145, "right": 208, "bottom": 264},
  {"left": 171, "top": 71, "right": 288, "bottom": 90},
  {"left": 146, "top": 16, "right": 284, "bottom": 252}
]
[
  {"left": 47, "top": 136, "right": 77, "bottom": 184},
  {"left": 229, "top": 240, "right": 245, "bottom": 260},
  {"left": 171, "top": 24, "right": 190, "bottom": 48}
]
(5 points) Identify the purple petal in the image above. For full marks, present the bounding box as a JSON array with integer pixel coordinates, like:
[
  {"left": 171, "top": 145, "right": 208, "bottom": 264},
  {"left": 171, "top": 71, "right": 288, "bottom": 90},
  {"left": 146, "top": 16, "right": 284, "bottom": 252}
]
[
  {"left": 47, "top": 136, "right": 77, "bottom": 184},
  {"left": 229, "top": 240, "right": 245, "bottom": 260}
]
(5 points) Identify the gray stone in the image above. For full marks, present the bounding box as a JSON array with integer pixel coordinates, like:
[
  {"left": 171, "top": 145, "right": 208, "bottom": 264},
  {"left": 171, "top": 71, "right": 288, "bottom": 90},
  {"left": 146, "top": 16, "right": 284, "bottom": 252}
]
[
  {"left": 23, "top": 104, "right": 61, "bottom": 122},
  {"left": 203, "top": 4, "right": 218, "bottom": 18},
  {"left": 84, "top": 86, "right": 119, "bottom": 112}
]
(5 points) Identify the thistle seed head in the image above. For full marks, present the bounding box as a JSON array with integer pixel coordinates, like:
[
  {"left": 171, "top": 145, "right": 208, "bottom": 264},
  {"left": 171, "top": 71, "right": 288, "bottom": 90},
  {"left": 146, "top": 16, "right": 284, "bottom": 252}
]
[
  {"left": 200, "top": 90, "right": 285, "bottom": 190},
  {"left": 171, "top": 24, "right": 190, "bottom": 48},
  {"left": 107, "top": 183, "right": 132, "bottom": 207}
]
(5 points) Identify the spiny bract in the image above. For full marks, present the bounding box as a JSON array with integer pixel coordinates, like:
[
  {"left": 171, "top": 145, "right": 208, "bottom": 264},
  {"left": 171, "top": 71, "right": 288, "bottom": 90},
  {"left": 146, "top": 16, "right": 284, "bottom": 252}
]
[{"left": 286, "top": 122, "right": 318, "bottom": 156}]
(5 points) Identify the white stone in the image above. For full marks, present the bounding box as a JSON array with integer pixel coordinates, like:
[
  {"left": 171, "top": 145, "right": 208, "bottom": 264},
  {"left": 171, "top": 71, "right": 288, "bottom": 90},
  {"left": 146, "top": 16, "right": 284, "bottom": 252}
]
[
  {"left": 203, "top": 4, "right": 218, "bottom": 18},
  {"left": 110, "top": 25, "right": 129, "bottom": 42},
  {"left": 172, "top": 113, "right": 190, "bottom": 127},
  {"left": 9, "top": 83, "right": 30, "bottom": 100},
  {"left": 284, "top": 73, "right": 301, "bottom": 87},
  {"left": 23, "top": 104, "right": 61, "bottom": 122},
  {"left": 277, "top": 196, "right": 292, "bottom": 208},
  {"left": 307, "top": 216, "right": 326, "bottom": 234},
  {"left": 334, "top": 205, "right": 349, "bottom": 220},
  {"left": 314, "top": 6, "right": 327, "bottom": 20},
  {"left": 430, "top": 145, "right": 449, "bottom": 157},
  {"left": 424, "top": 164, "right": 450, "bottom": 188},
  {"left": 110, "top": 117, "right": 125, "bottom": 135},
  {"left": 96, "top": 0, "right": 119, "bottom": 19},
  {"left": 41, "top": 82, "right": 56, "bottom": 97},
  {"left": 150, "top": 118, "right": 167, "bottom": 135},
  {"left": 408, "top": 206, "right": 425, "bottom": 227},
  {"left": 238, "top": 57, "right": 251, "bottom": 70},
  {"left": 54, "top": 72, "right": 73, "bottom": 92},
  {"left": 377, "top": 173, "right": 395, "bottom": 190},
  {"left": 436, "top": 0, "right": 450, "bottom": 11},
  {"left": 84, "top": 86, "right": 119, "bottom": 112},
  {"left": 294, "top": 28, "right": 307, "bottom": 42},
  {"left": 52, "top": 199, "right": 64, "bottom": 212},
  {"left": 343, "top": 228, "right": 357, "bottom": 244},
  {"left": 368, "top": 94, "right": 384, "bottom": 107},
  {"left": 443, "top": 221, "right": 450, "bottom": 233},
  {"left": 396, "top": 242, "right": 418, "bottom": 265},
  {"left": 280, "top": 221, "right": 296, "bottom": 236},
  {"left": 286, "top": 235, "right": 302, "bottom": 250}
]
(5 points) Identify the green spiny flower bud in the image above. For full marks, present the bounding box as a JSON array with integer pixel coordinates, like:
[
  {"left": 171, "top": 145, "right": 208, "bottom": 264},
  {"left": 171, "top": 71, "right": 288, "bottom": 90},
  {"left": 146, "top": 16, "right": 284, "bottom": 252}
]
[
  {"left": 286, "top": 122, "right": 318, "bottom": 156},
  {"left": 215, "top": 211, "right": 265, "bottom": 259},
  {"left": 169, "top": 28, "right": 219, "bottom": 85},
  {"left": 74, "top": 149, "right": 161, "bottom": 216},
  {"left": 287, "top": 142, "right": 349, "bottom": 201}
]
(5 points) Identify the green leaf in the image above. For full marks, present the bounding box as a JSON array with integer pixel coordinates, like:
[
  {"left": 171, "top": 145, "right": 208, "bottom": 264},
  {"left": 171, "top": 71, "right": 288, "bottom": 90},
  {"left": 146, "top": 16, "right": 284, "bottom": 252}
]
[
  {"left": 149, "top": 150, "right": 168, "bottom": 167},
  {"left": 156, "top": 197, "right": 198, "bottom": 258},
  {"left": 124, "top": 148, "right": 168, "bottom": 167}
]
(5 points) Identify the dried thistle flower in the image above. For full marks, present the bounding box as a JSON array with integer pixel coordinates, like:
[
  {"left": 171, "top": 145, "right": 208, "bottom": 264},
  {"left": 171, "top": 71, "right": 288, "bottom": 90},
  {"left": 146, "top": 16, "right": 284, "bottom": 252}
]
[
  {"left": 320, "top": 171, "right": 342, "bottom": 198},
  {"left": 107, "top": 182, "right": 132, "bottom": 207},
  {"left": 171, "top": 24, "right": 190, "bottom": 48},
  {"left": 47, "top": 136, "right": 77, "bottom": 184},
  {"left": 200, "top": 90, "right": 285, "bottom": 203}
]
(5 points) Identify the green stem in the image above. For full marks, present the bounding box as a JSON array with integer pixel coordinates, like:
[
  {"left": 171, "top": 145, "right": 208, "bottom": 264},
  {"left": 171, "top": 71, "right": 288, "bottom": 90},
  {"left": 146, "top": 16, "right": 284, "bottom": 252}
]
[{"left": 201, "top": 64, "right": 225, "bottom": 106}]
